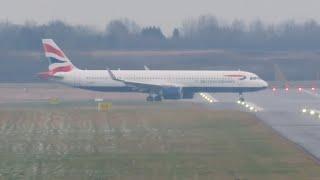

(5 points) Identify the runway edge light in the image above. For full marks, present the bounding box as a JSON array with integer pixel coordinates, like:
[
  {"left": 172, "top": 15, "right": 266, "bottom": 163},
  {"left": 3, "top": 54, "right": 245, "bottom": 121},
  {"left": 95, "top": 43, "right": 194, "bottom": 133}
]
[
  {"left": 302, "top": 108, "right": 307, "bottom": 113},
  {"left": 310, "top": 110, "right": 315, "bottom": 116}
]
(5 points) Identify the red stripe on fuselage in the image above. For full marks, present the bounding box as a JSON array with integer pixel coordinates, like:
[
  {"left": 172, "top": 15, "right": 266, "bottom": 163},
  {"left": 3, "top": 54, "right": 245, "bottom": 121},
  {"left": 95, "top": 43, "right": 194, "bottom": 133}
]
[
  {"left": 50, "top": 65, "right": 73, "bottom": 74},
  {"left": 38, "top": 65, "right": 72, "bottom": 80},
  {"left": 43, "top": 44, "right": 65, "bottom": 58}
]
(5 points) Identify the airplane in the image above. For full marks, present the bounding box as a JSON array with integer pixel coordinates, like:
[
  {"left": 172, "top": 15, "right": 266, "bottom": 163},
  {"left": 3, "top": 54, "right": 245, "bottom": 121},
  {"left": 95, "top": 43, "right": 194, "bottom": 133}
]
[{"left": 39, "top": 39, "right": 268, "bottom": 102}]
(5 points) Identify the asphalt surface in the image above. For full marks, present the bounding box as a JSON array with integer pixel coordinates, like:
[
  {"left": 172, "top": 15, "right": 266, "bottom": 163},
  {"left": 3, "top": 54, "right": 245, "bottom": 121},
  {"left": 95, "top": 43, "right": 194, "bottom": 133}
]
[{"left": 203, "top": 89, "right": 320, "bottom": 161}]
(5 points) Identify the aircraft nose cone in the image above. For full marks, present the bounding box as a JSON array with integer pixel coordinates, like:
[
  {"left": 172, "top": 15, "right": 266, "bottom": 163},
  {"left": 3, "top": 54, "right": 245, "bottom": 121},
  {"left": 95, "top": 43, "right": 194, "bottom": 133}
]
[{"left": 262, "top": 80, "right": 268, "bottom": 88}]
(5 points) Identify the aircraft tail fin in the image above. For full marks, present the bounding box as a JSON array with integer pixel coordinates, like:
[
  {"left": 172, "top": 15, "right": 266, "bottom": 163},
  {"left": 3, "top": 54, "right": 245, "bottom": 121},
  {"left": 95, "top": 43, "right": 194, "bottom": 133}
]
[{"left": 42, "top": 39, "right": 77, "bottom": 73}]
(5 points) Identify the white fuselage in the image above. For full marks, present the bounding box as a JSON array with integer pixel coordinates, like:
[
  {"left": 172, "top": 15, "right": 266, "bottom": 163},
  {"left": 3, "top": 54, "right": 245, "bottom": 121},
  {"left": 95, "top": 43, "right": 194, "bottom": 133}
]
[
  {"left": 41, "top": 39, "right": 268, "bottom": 101},
  {"left": 53, "top": 69, "right": 268, "bottom": 93}
]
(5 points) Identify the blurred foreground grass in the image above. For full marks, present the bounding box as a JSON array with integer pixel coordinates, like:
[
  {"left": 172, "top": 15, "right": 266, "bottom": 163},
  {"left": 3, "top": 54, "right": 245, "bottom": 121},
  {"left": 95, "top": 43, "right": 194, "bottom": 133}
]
[{"left": 0, "top": 104, "right": 319, "bottom": 179}]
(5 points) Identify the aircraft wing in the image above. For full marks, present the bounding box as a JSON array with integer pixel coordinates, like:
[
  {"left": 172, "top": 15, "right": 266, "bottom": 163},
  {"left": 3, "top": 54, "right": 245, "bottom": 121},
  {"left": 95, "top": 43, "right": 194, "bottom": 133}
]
[{"left": 107, "top": 69, "right": 182, "bottom": 90}]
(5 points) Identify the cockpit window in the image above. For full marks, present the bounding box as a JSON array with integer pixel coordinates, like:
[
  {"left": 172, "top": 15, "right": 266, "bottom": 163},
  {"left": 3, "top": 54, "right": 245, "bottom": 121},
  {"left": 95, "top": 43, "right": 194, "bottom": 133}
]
[{"left": 250, "top": 77, "right": 260, "bottom": 80}]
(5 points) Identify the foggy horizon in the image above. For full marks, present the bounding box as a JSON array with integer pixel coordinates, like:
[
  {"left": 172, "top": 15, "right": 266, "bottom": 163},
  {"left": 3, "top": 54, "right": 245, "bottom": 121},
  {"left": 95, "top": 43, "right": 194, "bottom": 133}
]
[
  {"left": 1, "top": 0, "right": 320, "bottom": 34},
  {"left": 2, "top": 16, "right": 320, "bottom": 36}
]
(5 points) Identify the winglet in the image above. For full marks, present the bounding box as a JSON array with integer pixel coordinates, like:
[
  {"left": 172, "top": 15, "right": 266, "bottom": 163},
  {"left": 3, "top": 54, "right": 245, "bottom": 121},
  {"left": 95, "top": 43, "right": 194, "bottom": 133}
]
[
  {"left": 107, "top": 68, "right": 119, "bottom": 81},
  {"left": 144, "top": 65, "right": 150, "bottom": 70}
]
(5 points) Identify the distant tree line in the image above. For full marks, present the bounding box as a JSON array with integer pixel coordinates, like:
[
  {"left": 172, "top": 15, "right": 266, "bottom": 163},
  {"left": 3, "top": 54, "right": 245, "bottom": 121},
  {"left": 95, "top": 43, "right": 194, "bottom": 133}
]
[{"left": 1, "top": 15, "right": 320, "bottom": 51}]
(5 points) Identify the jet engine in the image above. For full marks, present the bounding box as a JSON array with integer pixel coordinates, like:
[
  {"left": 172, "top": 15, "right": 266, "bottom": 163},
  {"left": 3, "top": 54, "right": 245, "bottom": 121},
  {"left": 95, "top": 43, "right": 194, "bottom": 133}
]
[{"left": 162, "top": 87, "right": 183, "bottom": 99}]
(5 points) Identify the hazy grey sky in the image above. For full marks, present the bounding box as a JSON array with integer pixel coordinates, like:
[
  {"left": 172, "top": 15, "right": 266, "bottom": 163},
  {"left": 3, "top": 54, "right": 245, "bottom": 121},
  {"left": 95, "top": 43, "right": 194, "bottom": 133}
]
[{"left": 1, "top": 0, "right": 319, "bottom": 34}]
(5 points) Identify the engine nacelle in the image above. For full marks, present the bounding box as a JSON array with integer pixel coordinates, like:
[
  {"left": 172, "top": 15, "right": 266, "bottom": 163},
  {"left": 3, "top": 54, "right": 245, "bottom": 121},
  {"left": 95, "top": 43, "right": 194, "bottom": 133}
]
[
  {"left": 162, "top": 87, "right": 183, "bottom": 99},
  {"left": 182, "top": 91, "right": 194, "bottom": 99}
]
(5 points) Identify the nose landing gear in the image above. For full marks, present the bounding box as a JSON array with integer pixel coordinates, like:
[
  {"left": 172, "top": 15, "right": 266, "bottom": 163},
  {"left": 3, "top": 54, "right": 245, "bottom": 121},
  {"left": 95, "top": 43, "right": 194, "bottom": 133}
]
[{"left": 238, "top": 92, "right": 245, "bottom": 102}]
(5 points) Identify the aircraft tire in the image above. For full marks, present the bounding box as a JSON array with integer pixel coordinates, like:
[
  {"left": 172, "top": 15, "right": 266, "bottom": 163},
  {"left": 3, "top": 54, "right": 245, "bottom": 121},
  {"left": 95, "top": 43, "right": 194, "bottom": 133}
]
[
  {"left": 154, "top": 95, "right": 162, "bottom": 101},
  {"left": 146, "top": 96, "right": 153, "bottom": 102}
]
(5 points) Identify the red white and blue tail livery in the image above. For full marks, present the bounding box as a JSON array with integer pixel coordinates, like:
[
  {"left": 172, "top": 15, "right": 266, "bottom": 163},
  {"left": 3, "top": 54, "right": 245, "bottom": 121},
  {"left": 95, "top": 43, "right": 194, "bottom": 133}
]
[
  {"left": 39, "top": 39, "right": 268, "bottom": 102},
  {"left": 42, "top": 39, "right": 75, "bottom": 75}
]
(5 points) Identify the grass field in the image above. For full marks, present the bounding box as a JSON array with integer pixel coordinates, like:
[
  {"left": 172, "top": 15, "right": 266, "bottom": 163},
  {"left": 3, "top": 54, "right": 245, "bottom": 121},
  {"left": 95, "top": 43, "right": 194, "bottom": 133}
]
[{"left": 0, "top": 104, "right": 319, "bottom": 179}]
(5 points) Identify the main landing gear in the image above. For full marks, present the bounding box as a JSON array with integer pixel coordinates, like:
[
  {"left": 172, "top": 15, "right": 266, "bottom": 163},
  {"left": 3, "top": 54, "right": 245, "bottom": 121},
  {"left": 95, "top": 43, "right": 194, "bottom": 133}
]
[{"left": 146, "top": 94, "right": 162, "bottom": 102}]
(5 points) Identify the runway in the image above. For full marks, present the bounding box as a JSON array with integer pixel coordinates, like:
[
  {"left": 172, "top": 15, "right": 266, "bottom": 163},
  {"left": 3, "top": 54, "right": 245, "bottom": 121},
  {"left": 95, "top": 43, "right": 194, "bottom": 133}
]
[{"left": 204, "top": 89, "right": 320, "bottom": 161}]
